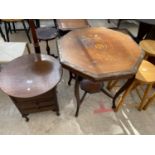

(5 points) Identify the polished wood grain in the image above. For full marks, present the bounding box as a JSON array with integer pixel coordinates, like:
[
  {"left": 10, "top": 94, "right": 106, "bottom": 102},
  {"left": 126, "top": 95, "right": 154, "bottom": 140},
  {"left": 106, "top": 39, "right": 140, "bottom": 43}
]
[
  {"left": 58, "top": 27, "right": 144, "bottom": 81},
  {"left": 0, "top": 54, "right": 62, "bottom": 98},
  {"left": 56, "top": 19, "right": 89, "bottom": 31},
  {"left": 140, "top": 40, "right": 155, "bottom": 57}
]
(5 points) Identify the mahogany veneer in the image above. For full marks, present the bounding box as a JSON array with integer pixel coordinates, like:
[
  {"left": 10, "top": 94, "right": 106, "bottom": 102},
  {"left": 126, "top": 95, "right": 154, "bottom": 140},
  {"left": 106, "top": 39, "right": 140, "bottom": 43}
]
[{"left": 0, "top": 54, "right": 62, "bottom": 121}]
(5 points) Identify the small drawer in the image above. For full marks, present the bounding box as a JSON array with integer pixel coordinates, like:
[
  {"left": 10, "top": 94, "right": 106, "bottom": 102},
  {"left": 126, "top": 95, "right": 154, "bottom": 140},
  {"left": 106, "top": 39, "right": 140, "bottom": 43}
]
[
  {"left": 36, "top": 99, "right": 57, "bottom": 108},
  {"left": 14, "top": 101, "right": 37, "bottom": 109}
]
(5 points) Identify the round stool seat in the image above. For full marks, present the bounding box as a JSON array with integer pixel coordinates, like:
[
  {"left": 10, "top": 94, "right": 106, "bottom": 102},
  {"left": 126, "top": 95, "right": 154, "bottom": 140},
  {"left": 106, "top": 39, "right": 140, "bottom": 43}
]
[
  {"left": 136, "top": 60, "right": 155, "bottom": 83},
  {"left": 140, "top": 40, "right": 155, "bottom": 57},
  {"left": 36, "top": 27, "right": 58, "bottom": 41}
]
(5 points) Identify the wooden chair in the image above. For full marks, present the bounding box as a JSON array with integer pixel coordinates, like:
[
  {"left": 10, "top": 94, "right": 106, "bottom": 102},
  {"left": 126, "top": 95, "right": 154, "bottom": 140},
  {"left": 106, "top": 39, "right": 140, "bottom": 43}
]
[
  {"left": 115, "top": 60, "right": 155, "bottom": 111},
  {"left": 1, "top": 19, "right": 31, "bottom": 43}
]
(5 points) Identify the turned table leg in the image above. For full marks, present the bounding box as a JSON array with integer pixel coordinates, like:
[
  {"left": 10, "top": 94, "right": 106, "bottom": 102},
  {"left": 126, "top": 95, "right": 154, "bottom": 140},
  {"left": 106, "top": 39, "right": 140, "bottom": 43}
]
[
  {"left": 74, "top": 76, "right": 87, "bottom": 117},
  {"left": 74, "top": 76, "right": 81, "bottom": 117}
]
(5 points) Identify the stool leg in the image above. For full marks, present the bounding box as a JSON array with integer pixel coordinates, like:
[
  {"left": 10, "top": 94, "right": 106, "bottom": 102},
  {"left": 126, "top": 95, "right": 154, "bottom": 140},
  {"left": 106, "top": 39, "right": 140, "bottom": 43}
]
[
  {"left": 12, "top": 22, "right": 16, "bottom": 33},
  {"left": 143, "top": 93, "right": 155, "bottom": 110},
  {"left": 26, "top": 43, "right": 31, "bottom": 54},
  {"left": 4, "top": 22, "right": 9, "bottom": 42},
  {"left": 114, "top": 80, "right": 136, "bottom": 112},
  {"left": 107, "top": 19, "right": 111, "bottom": 23},
  {"left": 22, "top": 20, "right": 31, "bottom": 43},
  {"left": 117, "top": 19, "right": 122, "bottom": 28},
  {"left": 8, "top": 22, "right": 12, "bottom": 34},
  {"left": 46, "top": 40, "right": 50, "bottom": 55},
  {"left": 107, "top": 80, "right": 113, "bottom": 90},
  {"left": 138, "top": 84, "right": 153, "bottom": 111},
  {"left": 35, "top": 20, "right": 40, "bottom": 28},
  {"left": 0, "top": 26, "right": 6, "bottom": 41},
  {"left": 108, "top": 80, "right": 119, "bottom": 91}
]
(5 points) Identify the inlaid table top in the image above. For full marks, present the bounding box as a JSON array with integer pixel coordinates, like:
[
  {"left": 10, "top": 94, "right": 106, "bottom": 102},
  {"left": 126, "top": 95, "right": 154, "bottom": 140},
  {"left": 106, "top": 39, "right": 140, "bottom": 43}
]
[
  {"left": 58, "top": 27, "right": 144, "bottom": 81},
  {"left": 56, "top": 19, "right": 90, "bottom": 31},
  {"left": 0, "top": 42, "right": 26, "bottom": 63},
  {"left": 0, "top": 54, "right": 62, "bottom": 98}
]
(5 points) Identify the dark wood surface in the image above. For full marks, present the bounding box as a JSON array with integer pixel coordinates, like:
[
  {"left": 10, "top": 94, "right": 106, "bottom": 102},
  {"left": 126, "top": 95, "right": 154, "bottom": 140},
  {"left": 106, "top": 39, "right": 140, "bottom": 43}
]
[
  {"left": 10, "top": 87, "right": 59, "bottom": 121},
  {"left": 56, "top": 19, "right": 90, "bottom": 31},
  {"left": 58, "top": 27, "right": 144, "bottom": 81},
  {"left": 0, "top": 54, "right": 62, "bottom": 98}
]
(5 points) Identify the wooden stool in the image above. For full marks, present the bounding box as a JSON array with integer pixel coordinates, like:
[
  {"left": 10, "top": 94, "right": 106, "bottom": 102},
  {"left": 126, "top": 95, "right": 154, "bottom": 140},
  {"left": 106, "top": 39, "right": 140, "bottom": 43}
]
[
  {"left": 140, "top": 40, "right": 155, "bottom": 59},
  {"left": 2, "top": 19, "right": 31, "bottom": 43},
  {"left": 115, "top": 60, "right": 155, "bottom": 111},
  {"left": 140, "top": 39, "right": 155, "bottom": 86},
  {"left": 36, "top": 27, "right": 58, "bottom": 57}
]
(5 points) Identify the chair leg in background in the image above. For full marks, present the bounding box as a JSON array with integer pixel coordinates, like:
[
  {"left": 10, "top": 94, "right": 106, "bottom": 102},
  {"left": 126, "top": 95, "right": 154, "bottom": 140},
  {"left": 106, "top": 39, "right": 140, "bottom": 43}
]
[
  {"left": 0, "top": 26, "right": 6, "bottom": 41},
  {"left": 12, "top": 22, "right": 16, "bottom": 33},
  {"left": 22, "top": 20, "right": 31, "bottom": 43},
  {"left": 4, "top": 22, "right": 9, "bottom": 42}
]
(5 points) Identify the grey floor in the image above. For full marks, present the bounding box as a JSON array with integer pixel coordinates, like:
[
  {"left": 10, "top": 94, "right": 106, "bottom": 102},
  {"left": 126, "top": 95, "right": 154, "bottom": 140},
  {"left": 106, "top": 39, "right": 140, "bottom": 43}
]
[{"left": 0, "top": 19, "right": 155, "bottom": 135}]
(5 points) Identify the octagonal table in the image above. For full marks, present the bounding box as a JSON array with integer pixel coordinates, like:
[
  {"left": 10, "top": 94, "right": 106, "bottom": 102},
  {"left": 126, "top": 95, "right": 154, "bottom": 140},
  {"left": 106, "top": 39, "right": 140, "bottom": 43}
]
[{"left": 57, "top": 27, "right": 144, "bottom": 116}]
